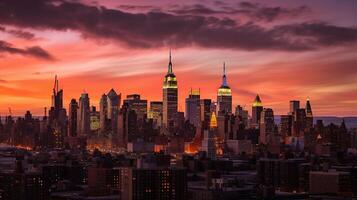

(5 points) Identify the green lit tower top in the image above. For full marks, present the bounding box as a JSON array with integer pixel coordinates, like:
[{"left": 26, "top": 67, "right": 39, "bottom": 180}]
[
  {"left": 217, "top": 62, "right": 232, "bottom": 115},
  {"left": 163, "top": 49, "right": 178, "bottom": 129}
]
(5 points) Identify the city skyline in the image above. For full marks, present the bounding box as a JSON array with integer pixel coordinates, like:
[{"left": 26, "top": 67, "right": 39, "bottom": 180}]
[{"left": 1, "top": 0, "right": 357, "bottom": 116}]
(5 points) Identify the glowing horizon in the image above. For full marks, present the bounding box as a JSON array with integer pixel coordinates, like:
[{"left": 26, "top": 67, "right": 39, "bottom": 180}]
[{"left": 1, "top": 0, "right": 357, "bottom": 117}]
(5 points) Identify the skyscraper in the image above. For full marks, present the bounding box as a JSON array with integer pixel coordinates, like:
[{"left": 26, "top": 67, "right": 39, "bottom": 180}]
[
  {"left": 123, "top": 94, "right": 147, "bottom": 123},
  {"left": 149, "top": 101, "right": 163, "bottom": 128},
  {"left": 163, "top": 50, "right": 178, "bottom": 130},
  {"left": 252, "top": 94, "right": 263, "bottom": 127},
  {"left": 51, "top": 75, "right": 63, "bottom": 119},
  {"left": 68, "top": 99, "right": 78, "bottom": 137},
  {"left": 200, "top": 99, "right": 211, "bottom": 130},
  {"left": 107, "top": 89, "right": 121, "bottom": 135},
  {"left": 305, "top": 97, "right": 313, "bottom": 130},
  {"left": 289, "top": 100, "right": 300, "bottom": 115},
  {"left": 99, "top": 94, "right": 108, "bottom": 134},
  {"left": 48, "top": 75, "right": 67, "bottom": 148},
  {"left": 260, "top": 108, "right": 275, "bottom": 144},
  {"left": 185, "top": 88, "right": 200, "bottom": 128},
  {"left": 202, "top": 112, "right": 218, "bottom": 160},
  {"left": 217, "top": 62, "right": 232, "bottom": 116},
  {"left": 77, "top": 92, "right": 90, "bottom": 136}
]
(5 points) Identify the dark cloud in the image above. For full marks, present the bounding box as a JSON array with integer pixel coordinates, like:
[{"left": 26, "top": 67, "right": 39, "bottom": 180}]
[
  {"left": 0, "top": 0, "right": 356, "bottom": 51},
  {"left": 117, "top": 4, "right": 160, "bottom": 12},
  {"left": 0, "top": 26, "right": 35, "bottom": 40},
  {"left": 169, "top": 2, "right": 309, "bottom": 22},
  {"left": 237, "top": 2, "right": 310, "bottom": 22},
  {"left": 0, "top": 40, "right": 54, "bottom": 60}
]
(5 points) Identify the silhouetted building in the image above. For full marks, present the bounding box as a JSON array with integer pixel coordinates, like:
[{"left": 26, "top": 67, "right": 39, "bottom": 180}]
[
  {"left": 305, "top": 97, "right": 313, "bottom": 131},
  {"left": 77, "top": 92, "right": 90, "bottom": 136},
  {"left": 252, "top": 94, "right": 263, "bottom": 128},
  {"left": 280, "top": 115, "right": 292, "bottom": 138},
  {"left": 124, "top": 94, "right": 147, "bottom": 126},
  {"left": 289, "top": 100, "right": 300, "bottom": 115},
  {"left": 200, "top": 99, "right": 211, "bottom": 130},
  {"left": 260, "top": 108, "right": 274, "bottom": 144},
  {"left": 292, "top": 108, "right": 306, "bottom": 137},
  {"left": 185, "top": 89, "right": 200, "bottom": 128},
  {"left": 68, "top": 99, "right": 78, "bottom": 137}
]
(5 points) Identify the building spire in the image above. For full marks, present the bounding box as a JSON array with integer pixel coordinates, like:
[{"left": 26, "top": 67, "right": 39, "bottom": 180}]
[
  {"left": 222, "top": 62, "right": 227, "bottom": 86},
  {"left": 168, "top": 49, "right": 173, "bottom": 74}
]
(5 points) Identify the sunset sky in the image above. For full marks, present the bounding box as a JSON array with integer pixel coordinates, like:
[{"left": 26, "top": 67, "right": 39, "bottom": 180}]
[{"left": 1, "top": 0, "right": 357, "bottom": 116}]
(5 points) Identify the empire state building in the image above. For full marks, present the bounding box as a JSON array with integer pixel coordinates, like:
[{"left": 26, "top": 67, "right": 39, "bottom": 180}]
[
  {"left": 163, "top": 50, "right": 178, "bottom": 128},
  {"left": 217, "top": 62, "right": 232, "bottom": 115}
]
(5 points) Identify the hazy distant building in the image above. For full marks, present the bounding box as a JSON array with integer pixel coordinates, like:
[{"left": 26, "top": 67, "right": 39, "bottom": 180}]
[
  {"left": 77, "top": 92, "right": 90, "bottom": 136},
  {"left": 185, "top": 89, "right": 200, "bottom": 128},
  {"left": 260, "top": 108, "right": 275, "bottom": 144},
  {"left": 217, "top": 63, "right": 232, "bottom": 116},
  {"left": 289, "top": 100, "right": 300, "bottom": 115},
  {"left": 235, "top": 105, "right": 248, "bottom": 128},
  {"left": 280, "top": 115, "right": 292, "bottom": 138},
  {"left": 292, "top": 108, "right": 306, "bottom": 137},
  {"left": 163, "top": 50, "right": 178, "bottom": 130},
  {"left": 68, "top": 99, "right": 78, "bottom": 137},
  {"left": 252, "top": 94, "right": 263, "bottom": 127}
]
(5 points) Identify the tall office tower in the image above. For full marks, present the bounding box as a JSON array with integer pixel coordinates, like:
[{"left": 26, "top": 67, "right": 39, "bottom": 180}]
[
  {"left": 163, "top": 50, "right": 178, "bottom": 129},
  {"left": 99, "top": 94, "right": 108, "bottom": 133},
  {"left": 149, "top": 101, "right": 163, "bottom": 128},
  {"left": 68, "top": 99, "right": 78, "bottom": 137},
  {"left": 292, "top": 108, "right": 306, "bottom": 137},
  {"left": 120, "top": 167, "right": 187, "bottom": 200},
  {"left": 252, "top": 94, "right": 263, "bottom": 127},
  {"left": 289, "top": 100, "right": 300, "bottom": 114},
  {"left": 305, "top": 97, "right": 313, "bottom": 130},
  {"left": 280, "top": 115, "right": 293, "bottom": 138},
  {"left": 185, "top": 88, "right": 201, "bottom": 127},
  {"left": 123, "top": 94, "right": 148, "bottom": 123},
  {"left": 202, "top": 112, "right": 218, "bottom": 160},
  {"left": 118, "top": 105, "right": 138, "bottom": 145},
  {"left": 51, "top": 75, "right": 63, "bottom": 118},
  {"left": 260, "top": 108, "right": 275, "bottom": 144},
  {"left": 235, "top": 105, "right": 249, "bottom": 128},
  {"left": 200, "top": 99, "right": 211, "bottom": 130},
  {"left": 107, "top": 89, "right": 121, "bottom": 135},
  {"left": 48, "top": 75, "right": 67, "bottom": 148},
  {"left": 90, "top": 106, "right": 100, "bottom": 133},
  {"left": 77, "top": 92, "right": 90, "bottom": 136},
  {"left": 217, "top": 63, "right": 232, "bottom": 116}
]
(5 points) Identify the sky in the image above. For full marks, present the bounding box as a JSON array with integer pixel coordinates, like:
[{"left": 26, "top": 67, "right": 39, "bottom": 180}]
[{"left": 0, "top": 0, "right": 357, "bottom": 116}]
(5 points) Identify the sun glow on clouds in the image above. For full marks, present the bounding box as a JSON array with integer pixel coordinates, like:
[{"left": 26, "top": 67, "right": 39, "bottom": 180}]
[{"left": 0, "top": 0, "right": 357, "bottom": 116}]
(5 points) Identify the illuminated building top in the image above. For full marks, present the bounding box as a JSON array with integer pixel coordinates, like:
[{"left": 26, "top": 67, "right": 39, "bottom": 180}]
[
  {"left": 163, "top": 49, "right": 177, "bottom": 89},
  {"left": 210, "top": 112, "right": 218, "bottom": 128},
  {"left": 306, "top": 96, "right": 313, "bottom": 117},
  {"left": 218, "top": 62, "right": 232, "bottom": 96},
  {"left": 252, "top": 94, "right": 263, "bottom": 107}
]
